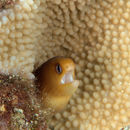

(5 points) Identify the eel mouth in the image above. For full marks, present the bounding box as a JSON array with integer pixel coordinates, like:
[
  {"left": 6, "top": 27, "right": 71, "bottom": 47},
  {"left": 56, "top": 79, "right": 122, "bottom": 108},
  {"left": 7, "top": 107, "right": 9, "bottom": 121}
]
[{"left": 61, "top": 71, "right": 74, "bottom": 84}]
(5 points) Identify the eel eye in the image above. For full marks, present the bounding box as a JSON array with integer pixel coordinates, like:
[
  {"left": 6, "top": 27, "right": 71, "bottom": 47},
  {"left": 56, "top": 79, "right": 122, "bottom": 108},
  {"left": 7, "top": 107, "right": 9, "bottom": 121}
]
[{"left": 56, "top": 64, "right": 62, "bottom": 74}]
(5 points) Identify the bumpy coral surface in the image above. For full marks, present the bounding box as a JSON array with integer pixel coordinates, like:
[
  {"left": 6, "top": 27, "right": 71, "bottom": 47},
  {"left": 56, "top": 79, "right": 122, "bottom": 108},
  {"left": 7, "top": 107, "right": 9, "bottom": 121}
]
[
  {"left": 0, "top": 0, "right": 130, "bottom": 129},
  {"left": 0, "top": 0, "right": 16, "bottom": 9}
]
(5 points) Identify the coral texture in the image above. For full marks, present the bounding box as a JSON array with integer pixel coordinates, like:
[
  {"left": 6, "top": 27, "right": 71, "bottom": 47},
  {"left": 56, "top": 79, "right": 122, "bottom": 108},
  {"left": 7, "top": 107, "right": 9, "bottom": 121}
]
[
  {"left": 0, "top": 0, "right": 130, "bottom": 129},
  {"left": 0, "top": 0, "right": 16, "bottom": 9},
  {"left": 0, "top": 74, "right": 46, "bottom": 130}
]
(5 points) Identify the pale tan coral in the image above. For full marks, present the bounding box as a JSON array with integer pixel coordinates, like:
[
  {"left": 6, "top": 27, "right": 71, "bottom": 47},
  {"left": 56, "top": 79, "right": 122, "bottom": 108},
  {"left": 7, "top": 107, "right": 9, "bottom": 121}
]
[
  {"left": 0, "top": 0, "right": 130, "bottom": 129},
  {"left": 0, "top": 0, "right": 38, "bottom": 78}
]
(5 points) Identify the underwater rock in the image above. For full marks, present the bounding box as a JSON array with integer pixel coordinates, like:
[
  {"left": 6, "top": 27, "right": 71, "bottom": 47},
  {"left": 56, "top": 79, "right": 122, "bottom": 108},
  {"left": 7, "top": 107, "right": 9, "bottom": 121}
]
[{"left": 0, "top": 74, "right": 47, "bottom": 130}]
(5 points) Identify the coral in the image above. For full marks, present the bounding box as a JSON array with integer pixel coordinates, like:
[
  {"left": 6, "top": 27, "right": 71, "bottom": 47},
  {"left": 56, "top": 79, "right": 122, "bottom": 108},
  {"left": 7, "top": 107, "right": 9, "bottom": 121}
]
[
  {"left": 0, "top": 74, "right": 46, "bottom": 129},
  {"left": 0, "top": 0, "right": 16, "bottom": 9},
  {"left": 0, "top": 0, "right": 130, "bottom": 129}
]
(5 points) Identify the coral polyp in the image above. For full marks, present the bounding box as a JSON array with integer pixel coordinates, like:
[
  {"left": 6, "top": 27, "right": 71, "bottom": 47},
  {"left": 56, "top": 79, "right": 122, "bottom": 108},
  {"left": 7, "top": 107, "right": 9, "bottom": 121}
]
[
  {"left": 0, "top": 0, "right": 129, "bottom": 129},
  {"left": 0, "top": 0, "right": 16, "bottom": 9}
]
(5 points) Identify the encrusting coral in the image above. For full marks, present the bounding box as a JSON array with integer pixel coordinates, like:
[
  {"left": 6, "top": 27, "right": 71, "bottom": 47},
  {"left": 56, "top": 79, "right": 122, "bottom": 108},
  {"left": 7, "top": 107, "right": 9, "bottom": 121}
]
[
  {"left": 0, "top": 0, "right": 15, "bottom": 9},
  {"left": 0, "top": 74, "right": 47, "bottom": 129},
  {"left": 0, "top": 0, "right": 130, "bottom": 129}
]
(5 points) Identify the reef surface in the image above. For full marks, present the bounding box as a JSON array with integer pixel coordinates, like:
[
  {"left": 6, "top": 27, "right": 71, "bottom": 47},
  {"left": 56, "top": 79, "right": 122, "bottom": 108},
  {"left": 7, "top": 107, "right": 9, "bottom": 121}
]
[
  {"left": 0, "top": 74, "right": 47, "bottom": 129},
  {"left": 0, "top": 0, "right": 130, "bottom": 129}
]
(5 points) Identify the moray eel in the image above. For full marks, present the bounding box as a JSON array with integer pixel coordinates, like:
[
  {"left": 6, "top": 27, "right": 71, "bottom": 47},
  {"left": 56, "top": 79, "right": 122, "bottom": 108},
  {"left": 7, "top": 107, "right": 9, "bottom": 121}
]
[{"left": 35, "top": 57, "right": 79, "bottom": 112}]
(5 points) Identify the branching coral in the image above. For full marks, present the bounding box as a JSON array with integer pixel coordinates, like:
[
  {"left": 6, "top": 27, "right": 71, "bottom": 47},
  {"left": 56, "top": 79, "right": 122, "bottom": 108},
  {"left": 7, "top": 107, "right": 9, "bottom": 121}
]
[{"left": 0, "top": 0, "right": 130, "bottom": 129}]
